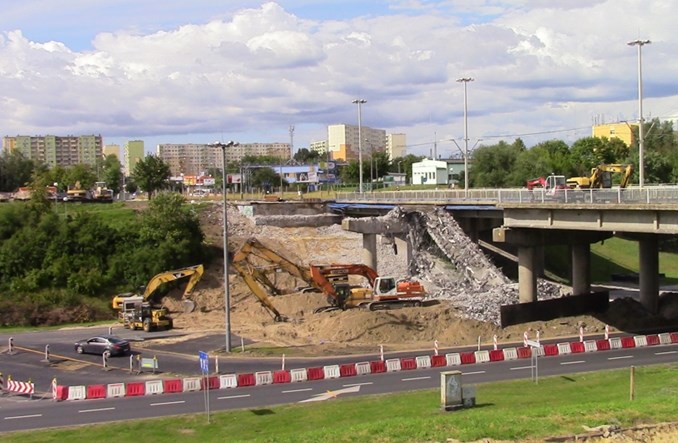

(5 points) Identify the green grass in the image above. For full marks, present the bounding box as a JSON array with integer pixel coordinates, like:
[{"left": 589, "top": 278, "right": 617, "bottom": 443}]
[{"left": 3, "top": 365, "right": 677, "bottom": 442}]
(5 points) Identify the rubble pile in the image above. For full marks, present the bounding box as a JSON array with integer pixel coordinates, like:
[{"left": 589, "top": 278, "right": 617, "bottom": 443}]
[{"left": 375, "top": 206, "right": 564, "bottom": 325}]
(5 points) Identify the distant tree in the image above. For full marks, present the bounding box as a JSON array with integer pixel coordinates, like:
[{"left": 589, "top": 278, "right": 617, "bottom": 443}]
[
  {"left": 370, "top": 151, "right": 391, "bottom": 181},
  {"left": 471, "top": 140, "right": 524, "bottom": 187},
  {"left": 513, "top": 139, "right": 573, "bottom": 184},
  {"left": 132, "top": 155, "right": 171, "bottom": 199},
  {"left": 250, "top": 167, "right": 286, "bottom": 191},
  {"left": 101, "top": 155, "right": 123, "bottom": 194},
  {"left": 389, "top": 154, "right": 424, "bottom": 185},
  {"left": 294, "top": 148, "right": 321, "bottom": 164},
  {"left": 0, "top": 150, "right": 35, "bottom": 192},
  {"left": 63, "top": 164, "right": 97, "bottom": 191}
]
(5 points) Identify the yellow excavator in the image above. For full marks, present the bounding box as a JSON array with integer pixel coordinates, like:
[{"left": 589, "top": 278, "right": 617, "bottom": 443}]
[
  {"left": 112, "top": 264, "right": 204, "bottom": 331},
  {"left": 566, "top": 164, "right": 634, "bottom": 189}
]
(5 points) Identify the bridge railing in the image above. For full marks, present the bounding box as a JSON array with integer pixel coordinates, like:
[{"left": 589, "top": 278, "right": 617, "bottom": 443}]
[{"left": 335, "top": 186, "right": 678, "bottom": 205}]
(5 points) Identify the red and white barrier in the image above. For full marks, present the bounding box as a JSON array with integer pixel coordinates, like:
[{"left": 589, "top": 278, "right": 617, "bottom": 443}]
[{"left": 7, "top": 379, "right": 34, "bottom": 396}]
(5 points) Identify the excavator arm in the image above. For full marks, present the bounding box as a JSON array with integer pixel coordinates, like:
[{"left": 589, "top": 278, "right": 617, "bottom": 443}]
[
  {"left": 309, "top": 264, "right": 380, "bottom": 308},
  {"left": 231, "top": 260, "right": 287, "bottom": 322}
]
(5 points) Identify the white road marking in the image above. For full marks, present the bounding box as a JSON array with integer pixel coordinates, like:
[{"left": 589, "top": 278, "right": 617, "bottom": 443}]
[
  {"left": 342, "top": 382, "right": 373, "bottom": 387},
  {"left": 218, "top": 394, "right": 251, "bottom": 400},
  {"left": 150, "top": 400, "right": 186, "bottom": 406},
  {"left": 78, "top": 407, "right": 115, "bottom": 413},
  {"left": 462, "top": 371, "right": 486, "bottom": 375},
  {"left": 560, "top": 360, "right": 585, "bottom": 365},
  {"left": 510, "top": 366, "right": 533, "bottom": 370},
  {"left": 282, "top": 388, "right": 313, "bottom": 394},
  {"left": 401, "top": 376, "right": 431, "bottom": 381},
  {"left": 4, "top": 414, "right": 42, "bottom": 420},
  {"left": 608, "top": 355, "right": 633, "bottom": 360},
  {"left": 655, "top": 351, "right": 677, "bottom": 356}
]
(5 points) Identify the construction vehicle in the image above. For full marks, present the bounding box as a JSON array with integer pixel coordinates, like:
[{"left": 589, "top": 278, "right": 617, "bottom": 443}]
[
  {"left": 112, "top": 264, "right": 204, "bottom": 331},
  {"left": 231, "top": 237, "right": 426, "bottom": 321},
  {"left": 65, "top": 181, "right": 89, "bottom": 202},
  {"left": 91, "top": 181, "right": 114, "bottom": 203},
  {"left": 526, "top": 174, "right": 568, "bottom": 195},
  {"left": 231, "top": 238, "right": 323, "bottom": 322},
  {"left": 309, "top": 264, "right": 427, "bottom": 312},
  {"left": 566, "top": 164, "right": 634, "bottom": 189}
]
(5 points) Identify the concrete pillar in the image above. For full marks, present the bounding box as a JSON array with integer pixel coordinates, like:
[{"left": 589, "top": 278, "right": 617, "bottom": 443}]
[
  {"left": 534, "top": 245, "right": 545, "bottom": 277},
  {"left": 571, "top": 243, "right": 591, "bottom": 295},
  {"left": 363, "top": 233, "right": 377, "bottom": 271},
  {"left": 518, "top": 246, "right": 537, "bottom": 303},
  {"left": 639, "top": 236, "right": 659, "bottom": 313},
  {"left": 394, "top": 235, "right": 413, "bottom": 271}
]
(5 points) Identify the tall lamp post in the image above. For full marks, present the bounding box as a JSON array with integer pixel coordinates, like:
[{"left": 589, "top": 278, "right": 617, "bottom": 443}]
[
  {"left": 628, "top": 39, "right": 651, "bottom": 189},
  {"left": 211, "top": 140, "right": 238, "bottom": 353},
  {"left": 457, "top": 77, "right": 474, "bottom": 197},
  {"left": 352, "top": 99, "right": 367, "bottom": 194}
]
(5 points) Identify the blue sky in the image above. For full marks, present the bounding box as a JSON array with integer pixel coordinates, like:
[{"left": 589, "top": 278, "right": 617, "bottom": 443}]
[{"left": 1, "top": 1, "right": 675, "bottom": 157}]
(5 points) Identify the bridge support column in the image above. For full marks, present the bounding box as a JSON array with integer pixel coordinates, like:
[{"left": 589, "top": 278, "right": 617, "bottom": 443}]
[
  {"left": 518, "top": 246, "right": 537, "bottom": 303},
  {"left": 363, "top": 233, "right": 377, "bottom": 271},
  {"left": 639, "top": 236, "right": 659, "bottom": 313},
  {"left": 571, "top": 243, "right": 591, "bottom": 295},
  {"left": 394, "top": 235, "right": 413, "bottom": 270}
]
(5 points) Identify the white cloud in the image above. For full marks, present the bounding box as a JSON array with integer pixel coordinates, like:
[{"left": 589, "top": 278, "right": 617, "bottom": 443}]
[{"left": 0, "top": 0, "right": 675, "bottom": 156}]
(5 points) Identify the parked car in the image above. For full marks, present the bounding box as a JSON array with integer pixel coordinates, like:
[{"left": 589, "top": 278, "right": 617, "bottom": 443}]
[{"left": 74, "top": 335, "right": 131, "bottom": 356}]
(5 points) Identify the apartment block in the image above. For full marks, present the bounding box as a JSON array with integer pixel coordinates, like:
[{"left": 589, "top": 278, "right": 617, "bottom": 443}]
[
  {"left": 124, "top": 140, "right": 145, "bottom": 176},
  {"left": 386, "top": 133, "right": 407, "bottom": 160},
  {"left": 592, "top": 123, "right": 636, "bottom": 146},
  {"left": 156, "top": 142, "right": 291, "bottom": 177},
  {"left": 2, "top": 135, "right": 103, "bottom": 168},
  {"left": 327, "top": 124, "right": 387, "bottom": 161}
]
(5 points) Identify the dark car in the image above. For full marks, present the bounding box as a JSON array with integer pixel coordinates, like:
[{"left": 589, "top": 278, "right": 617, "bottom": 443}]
[{"left": 74, "top": 335, "right": 131, "bottom": 356}]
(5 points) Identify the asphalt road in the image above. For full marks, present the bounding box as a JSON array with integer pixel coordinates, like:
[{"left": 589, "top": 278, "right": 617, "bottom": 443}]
[{"left": 0, "top": 326, "right": 676, "bottom": 433}]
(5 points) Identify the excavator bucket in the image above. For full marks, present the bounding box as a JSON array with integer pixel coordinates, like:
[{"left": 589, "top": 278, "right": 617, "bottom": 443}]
[{"left": 183, "top": 299, "right": 197, "bottom": 313}]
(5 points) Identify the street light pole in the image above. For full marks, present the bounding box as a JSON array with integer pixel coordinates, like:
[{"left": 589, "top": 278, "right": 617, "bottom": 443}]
[
  {"left": 457, "top": 77, "right": 474, "bottom": 197},
  {"left": 628, "top": 39, "right": 651, "bottom": 189},
  {"left": 211, "top": 140, "right": 238, "bottom": 353},
  {"left": 352, "top": 99, "right": 367, "bottom": 194}
]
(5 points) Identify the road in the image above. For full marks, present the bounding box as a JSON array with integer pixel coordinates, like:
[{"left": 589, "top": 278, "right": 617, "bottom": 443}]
[{"left": 1, "top": 326, "right": 676, "bottom": 433}]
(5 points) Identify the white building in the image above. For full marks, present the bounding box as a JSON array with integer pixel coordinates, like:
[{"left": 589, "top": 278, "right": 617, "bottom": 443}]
[{"left": 412, "top": 158, "right": 467, "bottom": 186}]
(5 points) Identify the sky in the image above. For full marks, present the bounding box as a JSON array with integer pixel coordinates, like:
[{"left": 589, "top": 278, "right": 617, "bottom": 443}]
[{"left": 1, "top": 0, "right": 676, "bottom": 158}]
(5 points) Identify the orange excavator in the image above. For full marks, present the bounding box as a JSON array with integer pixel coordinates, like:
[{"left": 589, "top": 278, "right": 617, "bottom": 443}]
[
  {"left": 526, "top": 174, "right": 568, "bottom": 194},
  {"left": 231, "top": 237, "right": 426, "bottom": 321},
  {"left": 309, "top": 264, "right": 427, "bottom": 312}
]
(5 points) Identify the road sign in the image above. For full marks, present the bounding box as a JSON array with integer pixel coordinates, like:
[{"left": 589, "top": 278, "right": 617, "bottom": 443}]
[
  {"left": 525, "top": 340, "right": 541, "bottom": 348},
  {"left": 199, "top": 351, "right": 209, "bottom": 374}
]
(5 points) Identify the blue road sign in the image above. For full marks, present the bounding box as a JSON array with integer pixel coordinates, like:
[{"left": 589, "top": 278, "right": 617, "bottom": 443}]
[{"left": 199, "top": 351, "right": 209, "bottom": 374}]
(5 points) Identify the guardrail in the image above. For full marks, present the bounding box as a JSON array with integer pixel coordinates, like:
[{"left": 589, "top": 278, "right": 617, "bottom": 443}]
[{"left": 335, "top": 186, "right": 678, "bottom": 206}]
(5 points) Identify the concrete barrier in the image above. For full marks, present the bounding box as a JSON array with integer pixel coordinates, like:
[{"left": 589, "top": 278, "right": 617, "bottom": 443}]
[
  {"left": 556, "top": 343, "right": 571, "bottom": 355},
  {"left": 503, "top": 347, "right": 518, "bottom": 360},
  {"left": 646, "top": 335, "right": 660, "bottom": 346},
  {"left": 488, "top": 350, "right": 505, "bottom": 362},
  {"left": 273, "top": 370, "right": 291, "bottom": 383},
  {"left": 609, "top": 337, "right": 622, "bottom": 349},
  {"left": 385, "top": 358, "right": 401, "bottom": 372},
  {"left": 355, "top": 362, "right": 371, "bottom": 375},
  {"left": 67, "top": 385, "right": 86, "bottom": 401},
  {"left": 400, "top": 358, "right": 416, "bottom": 370},
  {"left": 290, "top": 368, "right": 308, "bottom": 383},
  {"left": 583, "top": 340, "right": 598, "bottom": 352},
  {"left": 144, "top": 380, "right": 163, "bottom": 395},
  {"left": 237, "top": 373, "right": 256, "bottom": 387},
  {"left": 658, "top": 333, "right": 672, "bottom": 345},
  {"left": 415, "top": 355, "right": 432, "bottom": 369},
  {"left": 431, "top": 355, "right": 446, "bottom": 367},
  {"left": 445, "top": 353, "right": 461, "bottom": 366},
  {"left": 163, "top": 379, "right": 182, "bottom": 393},
  {"left": 306, "top": 367, "right": 325, "bottom": 381},
  {"left": 126, "top": 382, "right": 145, "bottom": 397},
  {"left": 107, "top": 383, "right": 126, "bottom": 398},
  {"left": 86, "top": 384, "right": 106, "bottom": 399},
  {"left": 323, "top": 365, "right": 340, "bottom": 379},
  {"left": 596, "top": 339, "right": 611, "bottom": 351},
  {"left": 339, "top": 364, "right": 357, "bottom": 377},
  {"left": 183, "top": 377, "right": 202, "bottom": 392},
  {"left": 473, "top": 350, "right": 490, "bottom": 364},
  {"left": 570, "top": 342, "right": 585, "bottom": 353},
  {"left": 219, "top": 374, "right": 238, "bottom": 389},
  {"left": 633, "top": 335, "right": 648, "bottom": 347},
  {"left": 255, "top": 371, "right": 273, "bottom": 386}
]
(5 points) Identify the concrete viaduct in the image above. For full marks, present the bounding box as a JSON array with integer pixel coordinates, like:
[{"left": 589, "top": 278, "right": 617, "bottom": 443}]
[{"left": 336, "top": 201, "right": 678, "bottom": 315}]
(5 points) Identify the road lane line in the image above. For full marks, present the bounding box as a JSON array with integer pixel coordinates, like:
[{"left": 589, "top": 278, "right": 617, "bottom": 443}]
[
  {"left": 218, "top": 394, "right": 251, "bottom": 400},
  {"left": 655, "top": 351, "right": 677, "bottom": 356},
  {"left": 402, "top": 376, "right": 431, "bottom": 381},
  {"left": 510, "top": 366, "right": 533, "bottom": 370},
  {"left": 282, "top": 388, "right": 313, "bottom": 394},
  {"left": 462, "top": 371, "right": 486, "bottom": 375},
  {"left": 561, "top": 360, "right": 585, "bottom": 365},
  {"left": 342, "top": 382, "right": 373, "bottom": 387},
  {"left": 4, "top": 414, "right": 43, "bottom": 420},
  {"left": 78, "top": 407, "right": 115, "bottom": 413},
  {"left": 608, "top": 355, "right": 633, "bottom": 360},
  {"left": 150, "top": 401, "right": 186, "bottom": 406}
]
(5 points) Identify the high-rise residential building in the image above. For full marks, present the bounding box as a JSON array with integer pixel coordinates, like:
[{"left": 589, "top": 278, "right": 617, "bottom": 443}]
[
  {"left": 103, "top": 144, "right": 121, "bottom": 159},
  {"left": 592, "top": 123, "right": 635, "bottom": 146},
  {"left": 386, "top": 133, "right": 407, "bottom": 160},
  {"left": 326, "top": 124, "right": 387, "bottom": 161},
  {"left": 156, "top": 142, "right": 291, "bottom": 177},
  {"left": 2, "top": 135, "right": 103, "bottom": 168},
  {"left": 124, "top": 140, "right": 145, "bottom": 176}
]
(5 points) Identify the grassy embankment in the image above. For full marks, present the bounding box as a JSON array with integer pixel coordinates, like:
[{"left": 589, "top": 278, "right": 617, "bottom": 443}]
[{"left": 3, "top": 365, "right": 677, "bottom": 442}]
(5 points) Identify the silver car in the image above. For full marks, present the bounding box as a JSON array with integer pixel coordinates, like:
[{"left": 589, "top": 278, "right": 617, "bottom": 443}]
[{"left": 74, "top": 335, "right": 131, "bottom": 356}]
